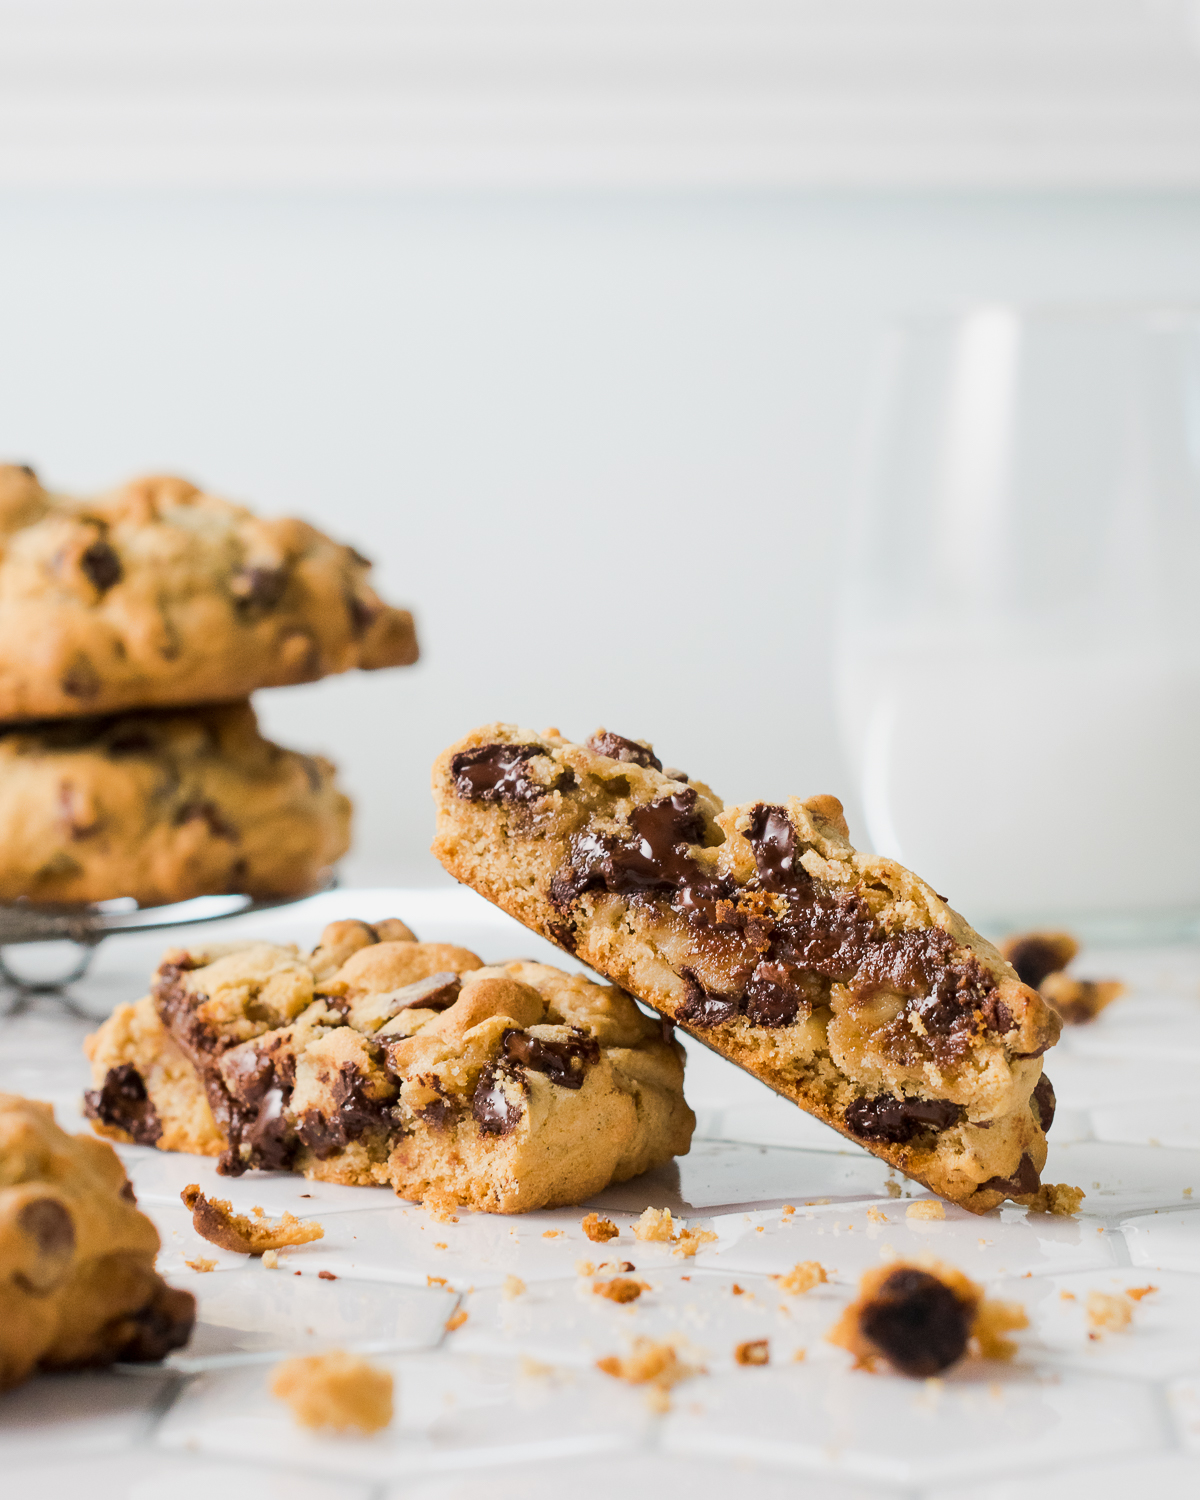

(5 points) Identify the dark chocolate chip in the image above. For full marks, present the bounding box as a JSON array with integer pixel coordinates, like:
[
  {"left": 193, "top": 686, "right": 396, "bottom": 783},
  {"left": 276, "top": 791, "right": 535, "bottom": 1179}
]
[
  {"left": 980, "top": 1152, "right": 1042, "bottom": 1199},
  {"left": 452, "top": 743, "right": 574, "bottom": 806},
  {"left": 859, "top": 1267, "right": 970, "bottom": 1377},
  {"left": 346, "top": 591, "right": 376, "bottom": 637},
  {"left": 1005, "top": 936, "right": 1070, "bottom": 989},
  {"left": 112, "top": 1283, "right": 197, "bottom": 1364},
  {"left": 676, "top": 968, "right": 739, "bottom": 1028},
  {"left": 501, "top": 1027, "right": 599, "bottom": 1090},
  {"left": 472, "top": 1062, "right": 526, "bottom": 1135},
  {"left": 741, "top": 959, "right": 806, "bottom": 1028},
  {"left": 80, "top": 538, "right": 122, "bottom": 593},
  {"left": 295, "top": 1062, "right": 392, "bottom": 1160},
  {"left": 843, "top": 1094, "right": 963, "bottom": 1145},
  {"left": 83, "top": 1064, "right": 163, "bottom": 1146},
  {"left": 18, "top": 1198, "right": 76, "bottom": 1257},
  {"left": 231, "top": 563, "right": 288, "bottom": 615},
  {"left": 745, "top": 804, "right": 800, "bottom": 891},
  {"left": 585, "top": 731, "right": 663, "bottom": 772},
  {"left": 61, "top": 656, "right": 100, "bottom": 699},
  {"left": 1032, "top": 1074, "right": 1056, "bottom": 1133}
]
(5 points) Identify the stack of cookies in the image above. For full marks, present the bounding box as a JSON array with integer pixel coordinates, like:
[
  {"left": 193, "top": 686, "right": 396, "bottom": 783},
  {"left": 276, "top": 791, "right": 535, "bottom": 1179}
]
[{"left": 0, "top": 465, "right": 417, "bottom": 907}]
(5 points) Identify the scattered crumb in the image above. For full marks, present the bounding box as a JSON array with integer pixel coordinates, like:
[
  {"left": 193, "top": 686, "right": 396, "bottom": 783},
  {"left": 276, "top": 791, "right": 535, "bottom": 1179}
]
[
  {"left": 614, "top": 1260, "right": 636, "bottom": 1273},
  {"left": 1185, "top": 1188, "right": 1193, "bottom": 1199},
  {"left": 542, "top": 1230, "right": 563, "bottom": 1239},
  {"left": 502, "top": 1275, "right": 526, "bottom": 1300},
  {"left": 1060, "top": 1290, "right": 1076, "bottom": 1302},
  {"left": 1025, "top": 1183, "right": 1085, "bottom": 1217},
  {"left": 519, "top": 1355, "right": 555, "bottom": 1379},
  {"left": 805, "top": 1197, "right": 832, "bottom": 1206},
  {"left": 674, "top": 1228, "right": 718, "bottom": 1259},
  {"left": 634, "top": 1207, "right": 677, "bottom": 1243},
  {"left": 423, "top": 1192, "right": 460, "bottom": 1223},
  {"left": 755, "top": 1226, "right": 764, "bottom": 1233},
  {"left": 593, "top": 1277, "right": 650, "bottom": 1304},
  {"left": 731, "top": 1283, "right": 746, "bottom": 1296},
  {"left": 781, "top": 1204, "right": 796, "bottom": 1217},
  {"left": 434, "top": 1242, "right": 448, "bottom": 1250},
  {"left": 735, "top": 1339, "right": 769, "bottom": 1366},
  {"left": 596, "top": 1336, "right": 701, "bottom": 1410},
  {"left": 907, "top": 1201, "right": 945, "bottom": 1221},
  {"left": 1087, "top": 1290, "right": 1133, "bottom": 1333},
  {"left": 261, "top": 1250, "right": 280, "bottom": 1269},
  {"left": 867, "top": 1207, "right": 888, "bottom": 1224},
  {"left": 885, "top": 1180, "right": 903, "bottom": 1199},
  {"left": 972, "top": 1298, "right": 1029, "bottom": 1360},
  {"left": 427, "top": 1275, "right": 449, "bottom": 1288},
  {"left": 445, "top": 1308, "right": 469, "bottom": 1333},
  {"left": 185, "top": 1256, "right": 217, "bottom": 1273},
  {"left": 1126, "top": 1285, "right": 1158, "bottom": 1302},
  {"left": 181, "top": 1185, "right": 323, "bottom": 1256},
  {"left": 271, "top": 1351, "right": 393, "bottom": 1434},
  {"left": 575, "top": 1259, "right": 597, "bottom": 1277},
  {"left": 318, "top": 1270, "right": 337, "bottom": 1281},
  {"left": 583, "top": 1212, "right": 620, "bottom": 1243},
  {"left": 775, "top": 1261, "right": 828, "bottom": 1295}
]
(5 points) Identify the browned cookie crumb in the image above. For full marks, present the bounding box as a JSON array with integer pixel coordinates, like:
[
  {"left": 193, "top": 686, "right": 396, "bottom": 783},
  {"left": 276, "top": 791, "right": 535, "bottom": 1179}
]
[
  {"left": 583, "top": 1211, "right": 620, "bottom": 1243},
  {"left": 0, "top": 465, "right": 417, "bottom": 721},
  {"left": 87, "top": 917, "right": 693, "bottom": 1215},
  {"left": 1001, "top": 930, "right": 1124, "bottom": 1024},
  {"left": 1024, "top": 1182, "right": 1085, "bottom": 1216},
  {"left": 502, "top": 1275, "right": 526, "bottom": 1299},
  {"left": 445, "top": 1308, "right": 468, "bottom": 1332},
  {"left": 181, "top": 1185, "right": 323, "bottom": 1255},
  {"left": 906, "top": 1200, "right": 945, "bottom": 1220},
  {"left": 634, "top": 1207, "right": 677, "bottom": 1242},
  {"left": 185, "top": 1256, "right": 217, "bottom": 1273},
  {"left": 271, "top": 1350, "right": 393, "bottom": 1433},
  {"left": 775, "top": 1261, "right": 828, "bottom": 1295},
  {"left": 432, "top": 724, "right": 1062, "bottom": 1213},
  {"left": 1126, "top": 1285, "right": 1158, "bottom": 1302},
  {"left": 0, "top": 702, "right": 350, "bottom": 907},
  {"left": 674, "top": 1227, "right": 717, "bottom": 1258},
  {"left": 828, "top": 1258, "right": 1026, "bottom": 1376},
  {"left": 1087, "top": 1290, "right": 1133, "bottom": 1333},
  {"left": 596, "top": 1336, "right": 701, "bottom": 1411},
  {"left": 0, "top": 1094, "right": 194, "bottom": 1391},
  {"left": 735, "top": 1339, "right": 769, "bottom": 1366},
  {"left": 593, "top": 1276, "right": 649, "bottom": 1303}
]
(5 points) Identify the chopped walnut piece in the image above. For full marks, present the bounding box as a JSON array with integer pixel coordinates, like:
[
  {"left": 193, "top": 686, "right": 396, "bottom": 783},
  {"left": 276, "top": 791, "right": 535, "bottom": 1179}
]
[
  {"left": 271, "top": 1351, "right": 393, "bottom": 1434},
  {"left": 180, "top": 1185, "right": 324, "bottom": 1255},
  {"left": 775, "top": 1261, "right": 828, "bottom": 1295},
  {"left": 583, "top": 1212, "right": 620, "bottom": 1243},
  {"left": 735, "top": 1339, "right": 769, "bottom": 1366},
  {"left": 502, "top": 1275, "right": 526, "bottom": 1299},
  {"left": 594, "top": 1277, "right": 650, "bottom": 1304},
  {"left": 1087, "top": 1290, "right": 1133, "bottom": 1333},
  {"left": 633, "top": 1207, "right": 677, "bottom": 1242},
  {"left": 674, "top": 1228, "right": 717, "bottom": 1259},
  {"left": 906, "top": 1201, "right": 945, "bottom": 1221},
  {"left": 1025, "top": 1183, "right": 1085, "bottom": 1216},
  {"left": 185, "top": 1256, "right": 217, "bottom": 1273}
]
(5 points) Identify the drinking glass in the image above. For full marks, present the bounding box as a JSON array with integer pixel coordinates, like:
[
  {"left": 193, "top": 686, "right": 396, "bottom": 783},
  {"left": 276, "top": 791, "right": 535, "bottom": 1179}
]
[{"left": 835, "top": 304, "right": 1200, "bottom": 939}]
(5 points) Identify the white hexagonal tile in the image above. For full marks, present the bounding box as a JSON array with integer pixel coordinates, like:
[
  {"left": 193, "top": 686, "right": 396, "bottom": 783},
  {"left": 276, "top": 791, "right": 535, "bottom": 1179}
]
[
  {"left": 926, "top": 1449, "right": 1200, "bottom": 1500},
  {"left": 5, "top": 1451, "right": 374, "bottom": 1500},
  {"left": 0, "top": 1371, "right": 176, "bottom": 1461},
  {"left": 127, "top": 1149, "right": 409, "bottom": 1216},
  {"left": 1041, "top": 1142, "right": 1200, "bottom": 1218},
  {"left": 1091, "top": 1099, "right": 1200, "bottom": 1151},
  {"left": 1121, "top": 1207, "right": 1200, "bottom": 1271}
]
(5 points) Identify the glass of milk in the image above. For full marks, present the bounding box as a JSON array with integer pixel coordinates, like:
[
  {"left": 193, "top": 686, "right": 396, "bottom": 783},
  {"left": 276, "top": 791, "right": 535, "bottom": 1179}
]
[{"left": 836, "top": 304, "right": 1200, "bottom": 939}]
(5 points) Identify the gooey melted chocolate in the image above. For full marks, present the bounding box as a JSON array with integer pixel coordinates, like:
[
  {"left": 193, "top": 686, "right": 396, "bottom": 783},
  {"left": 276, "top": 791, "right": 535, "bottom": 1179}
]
[
  {"left": 858, "top": 1267, "right": 970, "bottom": 1377},
  {"left": 84, "top": 1064, "right": 163, "bottom": 1146},
  {"left": 452, "top": 743, "right": 575, "bottom": 805}
]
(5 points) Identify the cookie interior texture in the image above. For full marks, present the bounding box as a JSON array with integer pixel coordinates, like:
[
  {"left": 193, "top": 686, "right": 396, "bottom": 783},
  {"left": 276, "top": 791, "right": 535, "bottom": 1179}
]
[
  {"left": 0, "top": 1094, "right": 195, "bottom": 1391},
  {"left": 431, "top": 725, "right": 1062, "bottom": 1213},
  {"left": 0, "top": 701, "right": 351, "bottom": 905},
  {"left": 0, "top": 466, "right": 417, "bottom": 720},
  {"left": 84, "top": 918, "right": 694, "bottom": 1214}
]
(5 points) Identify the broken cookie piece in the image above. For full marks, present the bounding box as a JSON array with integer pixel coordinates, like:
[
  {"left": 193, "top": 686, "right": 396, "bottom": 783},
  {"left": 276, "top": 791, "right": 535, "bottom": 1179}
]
[
  {"left": 828, "top": 1259, "right": 1027, "bottom": 1376},
  {"left": 432, "top": 724, "right": 1062, "bottom": 1213},
  {"left": 181, "top": 1185, "right": 324, "bottom": 1255},
  {"left": 1000, "top": 930, "right": 1124, "bottom": 1024},
  {"left": 85, "top": 916, "right": 694, "bottom": 1215}
]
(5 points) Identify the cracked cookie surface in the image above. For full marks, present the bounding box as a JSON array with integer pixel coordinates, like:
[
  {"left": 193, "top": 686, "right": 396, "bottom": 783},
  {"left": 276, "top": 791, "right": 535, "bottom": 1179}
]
[
  {"left": 431, "top": 723, "right": 1061, "bottom": 1213},
  {"left": 0, "top": 1093, "right": 194, "bottom": 1391},
  {"left": 85, "top": 917, "right": 695, "bottom": 1213},
  {"left": 0, "top": 700, "right": 350, "bottom": 905},
  {"left": 0, "top": 466, "right": 417, "bottom": 720}
]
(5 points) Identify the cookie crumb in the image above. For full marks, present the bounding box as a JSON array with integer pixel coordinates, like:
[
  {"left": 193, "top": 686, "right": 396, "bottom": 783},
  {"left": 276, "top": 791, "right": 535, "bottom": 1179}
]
[
  {"left": 1086, "top": 1290, "right": 1132, "bottom": 1333},
  {"left": 593, "top": 1277, "right": 649, "bottom": 1304},
  {"left": 735, "top": 1339, "right": 769, "bottom": 1366},
  {"left": 181, "top": 1185, "right": 324, "bottom": 1255},
  {"left": 1126, "top": 1285, "right": 1158, "bottom": 1302},
  {"left": 434, "top": 1242, "right": 448, "bottom": 1250},
  {"left": 185, "top": 1256, "right": 217, "bottom": 1273},
  {"left": 781, "top": 1204, "right": 796, "bottom": 1217},
  {"left": 427, "top": 1275, "right": 449, "bottom": 1288},
  {"left": 583, "top": 1212, "right": 619, "bottom": 1243},
  {"left": 271, "top": 1351, "right": 393, "bottom": 1433},
  {"left": 731, "top": 1283, "right": 746, "bottom": 1295},
  {"left": 1185, "top": 1188, "right": 1193, "bottom": 1199},
  {"left": 502, "top": 1275, "right": 526, "bottom": 1299},
  {"left": 445, "top": 1308, "right": 468, "bottom": 1332},
  {"left": 575, "top": 1259, "right": 597, "bottom": 1276},
  {"left": 634, "top": 1207, "right": 677, "bottom": 1242},
  {"left": 867, "top": 1207, "right": 888, "bottom": 1224},
  {"left": 775, "top": 1261, "right": 828, "bottom": 1295},
  {"left": 1025, "top": 1183, "right": 1085, "bottom": 1216},
  {"left": 262, "top": 1250, "right": 280, "bottom": 1269},
  {"left": 424, "top": 1191, "right": 459, "bottom": 1223},
  {"left": 1060, "top": 1290, "right": 1076, "bottom": 1301},
  {"left": 674, "top": 1227, "right": 717, "bottom": 1259},
  {"left": 318, "top": 1270, "right": 337, "bottom": 1281},
  {"left": 542, "top": 1229, "right": 563, "bottom": 1239},
  {"left": 885, "top": 1180, "right": 903, "bottom": 1199},
  {"left": 519, "top": 1354, "right": 554, "bottom": 1379},
  {"left": 906, "top": 1201, "right": 945, "bottom": 1221},
  {"left": 596, "top": 1336, "right": 700, "bottom": 1410},
  {"left": 793, "top": 1348, "right": 807, "bottom": 1361}
]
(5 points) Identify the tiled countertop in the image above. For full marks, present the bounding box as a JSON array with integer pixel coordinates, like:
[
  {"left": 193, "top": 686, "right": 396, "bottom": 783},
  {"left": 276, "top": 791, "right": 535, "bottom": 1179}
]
[{"left": 4, "top": 887, "right": 1200, "bottom": 1500}]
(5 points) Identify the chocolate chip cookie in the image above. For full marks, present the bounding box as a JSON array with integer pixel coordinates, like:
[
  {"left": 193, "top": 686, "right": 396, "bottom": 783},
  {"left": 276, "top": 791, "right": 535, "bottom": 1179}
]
[
  {"left": 0, "top": 700, "right": 350, "bottom": 906},
  {"left": 84, "top": 917, "right": 695, "bottom": 1213},
  {"left": 0, "top": 1093, "right": 194, "bottom": 1391},
  {"left": 0, "top": 466, "right": 417, "bottom": 720},
  {"left": 431, "top": 724, "right": 1062, "bottom": 1214}
]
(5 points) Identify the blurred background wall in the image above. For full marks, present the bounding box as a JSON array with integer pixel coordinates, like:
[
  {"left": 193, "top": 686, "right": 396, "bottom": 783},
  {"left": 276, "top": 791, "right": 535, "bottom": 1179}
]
[{"left": 5, "top": 1, "right": 1200, "bottom": 887}]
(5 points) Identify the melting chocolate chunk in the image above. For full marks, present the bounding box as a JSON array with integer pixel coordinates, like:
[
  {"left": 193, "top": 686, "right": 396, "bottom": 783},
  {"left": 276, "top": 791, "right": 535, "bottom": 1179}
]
[
  {"left": 452, "top": 743, "right": 574, "bottom": 805},
  {"left": 745, "top": 804, "right": 800, "bottom": 891},
  {"left": 859, "top": 1267, "right": 970, "bottom": 1377},
  {"left": 585, "top": 731, "right": 663, "bottom": 772},
  {"left": 843, "top": 1094, "right": 963, "bottom": 1145},
  {"left": 1031, "top": 1074, "right": 1056, "bottom": 1133},
  {"left": 742, "top": 960, "right": 807, "bottom": 1028},
  {"left": 84, "top": 1064, "right": 163, "bottom": 1146},
  {"left": 80, "top": 538, "right": 122, "bottom": 593},
  {"left": 676, "top": 969, "right": 739, "bottom": 1028},
  {"left": 1004, "top": 935, "right": 1070, "bottom": 989},
  {"left": 501, "top": 1027, "right": 600, "bottom": 1089},
  {"left": 980, "top": 1152, "right": 1041, "bottom": 1198},
  {"left": 296, "top": 1062, "right": 392, "bottom": 1160},
  {"left": 113, "top": 1284, "right": 197, "bottom": 1364},
  {"left": 552, "top": 790, "right": 722, "bottom": 910},
  {"left": 472, "top": 1062, "right": 526, "bottom": 1134}
]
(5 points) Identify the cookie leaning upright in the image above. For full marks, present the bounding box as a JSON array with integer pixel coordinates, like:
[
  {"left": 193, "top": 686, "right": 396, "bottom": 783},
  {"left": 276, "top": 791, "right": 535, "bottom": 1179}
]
[
  {"left": 0, "top": 1094, "right": 194, "bottom": 1391},
  {"left": 432, "top": 724, "right": 1062, "bottom": 1214},
  {"left": 0, "top": 466, "right": 417, "bottom": 720}
]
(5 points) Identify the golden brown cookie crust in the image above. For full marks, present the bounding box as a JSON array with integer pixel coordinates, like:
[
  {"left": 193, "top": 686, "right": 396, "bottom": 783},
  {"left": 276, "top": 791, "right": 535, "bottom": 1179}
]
[
  {"left": 0, "top": 700, "right": 351, "bottom": 905},
  {"left": 0, "top": 1094, "right": 194, "bottom": 1391},
  {"left": 0, "top": 466, "right": 417, "bottom": 720},
  {"left": 430, "top": 724, "right": 1062, "bottom": 1214}
]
